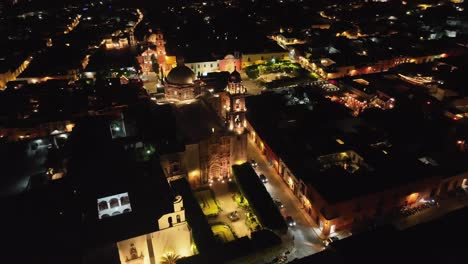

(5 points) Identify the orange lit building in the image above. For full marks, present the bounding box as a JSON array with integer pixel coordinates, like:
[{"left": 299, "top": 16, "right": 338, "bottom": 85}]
[
  {"left": 246, "top": 91, "right": 468, "bottom": 237},
  {"left": 0, "top": 120, "right": 75, "bottom": 141},
  {"left": 154, "top": 70, "right": 248, "bottom": 188}
]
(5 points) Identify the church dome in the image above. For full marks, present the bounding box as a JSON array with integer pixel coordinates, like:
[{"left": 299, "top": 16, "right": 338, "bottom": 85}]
[
  {"left": 229, "top": 69, "right": 241, "bottom": 83},
  {"left": 166, "top": 64, "right": 196, "bottom": 85}
]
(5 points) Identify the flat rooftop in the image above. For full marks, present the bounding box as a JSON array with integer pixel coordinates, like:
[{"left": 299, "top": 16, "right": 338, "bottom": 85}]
[{"left": 246, "top": 86, "right": 466, "bottom": 203}]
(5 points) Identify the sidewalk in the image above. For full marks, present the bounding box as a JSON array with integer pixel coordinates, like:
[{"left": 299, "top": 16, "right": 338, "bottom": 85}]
[{"left": 247, "top": 140, "right": 332, "bottom": 240}]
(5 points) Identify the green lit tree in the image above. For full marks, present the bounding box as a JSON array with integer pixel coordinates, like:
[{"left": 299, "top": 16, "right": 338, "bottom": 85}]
[
  {"left": 151, "top": 54, "right": 159, "bottom": 73},
  {"left": 159, "top": 65, "right": 164, "bottom": 81}
]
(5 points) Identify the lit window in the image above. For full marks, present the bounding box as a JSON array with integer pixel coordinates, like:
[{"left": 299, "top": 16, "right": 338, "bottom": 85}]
[{"left": 336, "top": 139, "right": 345, "bottom": 145}]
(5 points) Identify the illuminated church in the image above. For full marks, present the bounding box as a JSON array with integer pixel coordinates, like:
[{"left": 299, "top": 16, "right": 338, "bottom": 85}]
[
  {"left": 163, "top": 57, "right": 202, "bottom": 101},
  {"left": 159, "top": 68, "right": 248, "bottom": 188}
]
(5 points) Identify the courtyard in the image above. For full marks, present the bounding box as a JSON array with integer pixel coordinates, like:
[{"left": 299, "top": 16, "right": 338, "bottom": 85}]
[
  {"left": 195, "top": 180, "right": 259, "bottom": 240},
  {"left": 194, "top": 188, "right": 220, "bottom": 217},
  {"left": 211, "top": 223, "right": 236, "bottom": 243}
]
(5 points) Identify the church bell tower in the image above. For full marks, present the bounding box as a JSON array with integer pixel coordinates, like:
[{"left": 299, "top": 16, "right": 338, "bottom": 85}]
[
  {"left": 226, "top": 68, "right": 247, "bottom": 134},
  {"left": 225, "top": 68, "right": 248, "bottom": 165}
]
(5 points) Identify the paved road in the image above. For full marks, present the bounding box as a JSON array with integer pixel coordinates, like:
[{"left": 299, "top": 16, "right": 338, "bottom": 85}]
[
  {"left": 247, "top": 140, "right": 325, "bottom": 262},
  {"left": 0, "top": 139, "right": 49, "bottom": 195},
  {"left": 243, "top": 79, "right": 265, "bottom": 95}
]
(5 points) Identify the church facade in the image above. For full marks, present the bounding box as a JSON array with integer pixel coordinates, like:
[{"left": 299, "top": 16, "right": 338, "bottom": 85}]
[{"left": 158, "top": 70, "right": 248, "bottom": 188}]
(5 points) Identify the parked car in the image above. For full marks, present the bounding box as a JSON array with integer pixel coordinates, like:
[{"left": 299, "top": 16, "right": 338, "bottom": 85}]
[
  {"left": 285, "top": 216, "right": 296, "bottom": 227},
  {"left": 323, "top": 236, "right": 339, "bottom": 246},
  {"left": 274, "top": 199, "right": 284, "bottom": 209},
  {"left": 259, "top": 174, "right": 268, "bottom": 183},
  {"left": 228, "top": 211, "right": 240, "bottom": 221},
  {"left": 250, "top": 159, "right": 258, "bottom": 168}
]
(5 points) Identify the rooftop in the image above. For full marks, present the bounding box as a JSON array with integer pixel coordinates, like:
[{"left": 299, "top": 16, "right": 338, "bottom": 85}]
[
  {"left": 174, "top": 99, "right": 225, "bottom": 144},
  {"left": 246, "top": 86, "right": 465, "bottom": 203}
]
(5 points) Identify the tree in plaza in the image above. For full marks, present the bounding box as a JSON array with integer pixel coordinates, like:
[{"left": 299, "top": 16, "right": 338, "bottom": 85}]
[
  {"left": 133, "top": 57, "right": 142, "bottom": 74},
  {"left": 159, "top": 66, "right": 164, "bottom": 81},
  {"left": 245, "top": 65, "right": 259, "bottom": 79},
  {"left": 151, "top": 54, "right": 159, "bottom": 73},
  {"left": 160, "top": 252, "right": 180, "bottom": 264}
]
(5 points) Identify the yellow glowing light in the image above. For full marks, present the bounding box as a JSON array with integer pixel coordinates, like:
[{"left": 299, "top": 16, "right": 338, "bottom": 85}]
[
  {"left": 66, "top": 123, "right": 75, "bottom": 132},
  {"left": 234, "top": 159, "right": 244, "bottom": 165},
  {"left": 408, "top": 193, "right": 419, "bottom": 203},
  {"left": 188, "top": 170, "right": 200, "bottom": 179},
  {"left": 52, "top": 172, "right": 64, "bottom": 180},
  {"left": 336, "top": 139, "right": 345, "bottom": 145},
  {"left": 288, "top": 177, "right": 294, "bottom": 189},
  {"left": 418, "top": 4, "right": 432, "bottom": 10}
]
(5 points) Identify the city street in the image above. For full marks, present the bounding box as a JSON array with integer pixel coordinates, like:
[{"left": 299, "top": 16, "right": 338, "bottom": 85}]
[
  {"left": 243, "top": 78, "right": 265, "bottom": 95},
  {"left": 247, "top": 140, "right": 326, "bottom": 262},
  {"left": 0, "top": 138, "right": 50, "bottom": 196}
]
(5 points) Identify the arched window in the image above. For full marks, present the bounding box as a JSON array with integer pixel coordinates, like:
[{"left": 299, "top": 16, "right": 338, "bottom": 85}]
[
  {"left": 235, "top": 99, "right": 240, "bottom": 110},
  {"left": 121, "top": 196, "right": 130, "bottom": 205},
  {"left": 98, "top": 201, "right": 108, "bottom": 211},
  {"left": 168, "top": 216, "right": 173, "bottom": 227},
  {"left": 235, "top": 115, "right": 241, "bottom": 127},
  {"left": 176, "top": 214, "right": 181, "bottom": 223},
  {"left": 109, "top": 198, "right": 120, "bottom": 208}
]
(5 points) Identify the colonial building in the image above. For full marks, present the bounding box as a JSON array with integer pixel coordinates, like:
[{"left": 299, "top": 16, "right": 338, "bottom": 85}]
[
  {"left": 146, "top": 30, "right": 167, "bottom": 66},
  {"left": 156, "top": 70, "right": 248, "bottom": 188},
  {"left": 245, "top": 89, "right": 468, "bottom": 237},
  {"left": 116, "top": 195, "right": 192, "bottom": 264},
  {"left": 185, "top": 54, "right": 242, "bottom": 77},
  {"left": 138, "top": 29, "right": 169, "bottom": 75},
  {"left": 104, "top": 37, "right": 130, "bottom": 50},
  {"left": 62, "top": 116, "right": 196, "bottom": 264},
  {"left": 164, "top": 58, "right": 202, "bottom": 102}
]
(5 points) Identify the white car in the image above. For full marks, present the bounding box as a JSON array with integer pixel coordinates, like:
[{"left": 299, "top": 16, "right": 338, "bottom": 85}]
[
  {"left": 250, "top": 159, "right": 258, "bottom": 168},
  {"left": 286, "top": 216, "right": 296, "bottom": 227},
  {"left": 259, "top": 174, "right": 268, "bottom": 183}
]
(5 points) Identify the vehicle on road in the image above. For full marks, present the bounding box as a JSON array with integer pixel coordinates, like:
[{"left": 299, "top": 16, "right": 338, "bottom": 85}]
[
  {"left": 250, "top": 159, "right": 258, "bottom": 168},
  {"left": 228, "top": 211, "right": 240, "bottom": 221},
  {"left": 259, "top": 174, "right": 268, "bottom": 183},
  {"left": 285, "top": 216, "right": 296, "bottom": 227},
  {"left": 274, "top": 199, "right": 284, "bottom": 209},
  {"left": 323, "top": 236, "right": 339, "bottom": 246}
]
